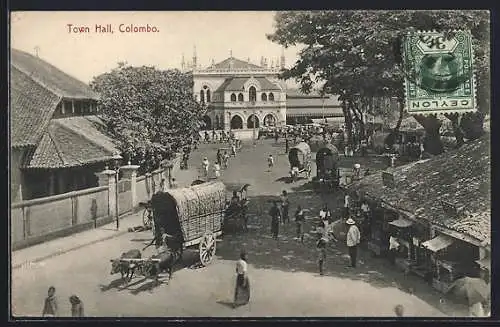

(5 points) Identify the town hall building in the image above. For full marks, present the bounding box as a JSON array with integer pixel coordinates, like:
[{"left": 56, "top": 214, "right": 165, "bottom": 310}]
[
  {"left": 184, "top": 48, "right": 345, "bottom": 136},
  {"left": 185, "top": 49, "right": 288, "bottom": 136}
]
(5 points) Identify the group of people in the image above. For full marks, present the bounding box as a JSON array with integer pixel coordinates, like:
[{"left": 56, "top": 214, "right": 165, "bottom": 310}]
[
  {"left": 42, "top": 286, "right": 84, "bottom": 318},
  {"left": 267, "top": 192, "right": 367, "bottom": 276},
  {"left": 203, "top": 130, "right": 235, "bottom": 144}
]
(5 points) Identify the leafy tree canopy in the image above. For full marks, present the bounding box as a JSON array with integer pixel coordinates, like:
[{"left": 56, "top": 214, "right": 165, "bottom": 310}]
[
  {"left": 268, "top": 10, "right": 490, "bottom": 154},
  {"left": 268, "top": 10, "right": 489, "bottom": 108},
  {"left": 90, "top": 63, "right": 204, "bottom": 172}
]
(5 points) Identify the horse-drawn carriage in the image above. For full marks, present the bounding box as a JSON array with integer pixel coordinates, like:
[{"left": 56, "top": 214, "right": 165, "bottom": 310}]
[
  {"left": 223, "top": 183, "right": 250, "bottom": 232},
  {"left": 288, "top": 142, "right": 312, "bottom": 182},
  {"left": 313, "top": 143, "right": 340, "bottom": 191}
]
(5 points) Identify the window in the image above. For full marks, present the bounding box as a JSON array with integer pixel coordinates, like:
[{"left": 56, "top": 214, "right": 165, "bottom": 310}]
[
  {"left": 249, "top": 86, "right": 257, "bottom": 102},
  {"left": 200, "top": 90, "right": 205, "bottom": 103},
  {"left": 231, "top": 93, "right": 237, "bottom": 102},
  {"left": 238, "top": 93, "right": 244, "bottom": 102},
  {"left": 261, "top": 93, "right": 268, "bottom": 101},
  {"left": 269, "top": 92, "right": 275, "bottom": 101},
  {"left": 206, "top": 89, "right": 211, "bottom": 103}
]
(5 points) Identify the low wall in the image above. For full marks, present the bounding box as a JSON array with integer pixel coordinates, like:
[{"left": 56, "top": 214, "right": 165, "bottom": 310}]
[
  {"left": 11, "top": 186, "right": 109, "bottom": 250},
  {"left": 11, "top": 154, "right": 183, "bottom": 250}
]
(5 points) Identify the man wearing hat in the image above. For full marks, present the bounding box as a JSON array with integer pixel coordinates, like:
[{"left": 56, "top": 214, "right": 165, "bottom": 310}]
[{"left": 346, "top": 217, "right": 361, "bottom": 267}]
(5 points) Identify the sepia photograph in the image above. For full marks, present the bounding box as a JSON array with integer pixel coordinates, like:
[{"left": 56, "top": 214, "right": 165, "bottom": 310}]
[{"left": 9, "top": 10, "right": 491, "bottom": 318}]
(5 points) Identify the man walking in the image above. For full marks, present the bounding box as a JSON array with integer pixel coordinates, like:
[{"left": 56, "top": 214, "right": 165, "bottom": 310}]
[
  {"left": 269, "top": 201, "right": 281, "bottom": 240},
  {"left": 346, "top": 218, "right": 361, "bottom": 267},
  {"left": 280, "top": 190, "right": 290, "bottom": 224}
]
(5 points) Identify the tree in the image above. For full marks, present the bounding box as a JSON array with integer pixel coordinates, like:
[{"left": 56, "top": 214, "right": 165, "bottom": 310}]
[
  {"left": 268, "top": 10, "right": 490, "bottom": 155},
  {"left": 90, "top": 63, "right": 204, "bottom": 173}
]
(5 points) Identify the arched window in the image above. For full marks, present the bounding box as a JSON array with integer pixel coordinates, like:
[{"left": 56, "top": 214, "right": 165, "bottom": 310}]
[
  {"left": 247, "top": 114, "right": 260, "bottom": 128},
  {"left": 230, "top": 115, "right": 243, "bottom": 129},
  {"left": 261, "top": 93, "right": 268, "bottom": 101},
  {"left": 206, "top": 89, "right": 211, "bottom": 103},
  {"left": 268, "top": 92, "right": 275, "bottom": 101},
  {"left": 200, "top": 90, "right": 205, "bottom": 103},
  {"left": 249, "top": 86, "right": 257, "bottom": 102},
  {"left": 238, "top": 93, "right": 244, "bottom": 102},
  {"left": 231, "top": 93, "right": 237, "bottom": 102}
]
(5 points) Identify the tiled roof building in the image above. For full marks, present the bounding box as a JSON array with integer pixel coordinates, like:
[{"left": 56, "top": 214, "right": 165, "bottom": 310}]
[
  {"left": 350, "top": 137, "right": 490, "bottom": 246},
  {"left": 10, "top": 49, "right": 119, "bottom": 200}
]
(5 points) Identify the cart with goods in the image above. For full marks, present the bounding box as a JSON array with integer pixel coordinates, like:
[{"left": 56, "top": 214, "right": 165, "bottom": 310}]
[
  {"left": 148, "top": 180, "right": 225, "bottom": 266},
  {"left": 288, "top": 142, "right": 312, "bottom": 182},
  {"left": 223, "top": 183, "right": 251, "bottom": 233},
  {"left": 312, "top": 143, "right": 340, "bottom": 191}
]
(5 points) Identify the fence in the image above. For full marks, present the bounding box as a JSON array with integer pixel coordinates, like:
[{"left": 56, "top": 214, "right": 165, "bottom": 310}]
[
  {"left": 11, "top": 186, "right": 109, "bottom": 250},
  {"left": 11, "top": 155, "right": 182, "bottom": 250}
]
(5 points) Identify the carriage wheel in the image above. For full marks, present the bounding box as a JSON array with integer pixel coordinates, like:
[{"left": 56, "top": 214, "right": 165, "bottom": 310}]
[{"left": 199, "top": 232, "right": 217, "bottom": 266}]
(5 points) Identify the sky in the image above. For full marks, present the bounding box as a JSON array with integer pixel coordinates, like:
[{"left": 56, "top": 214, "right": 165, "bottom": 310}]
[{"left": 11, "top": 11, "right": 302, "bottom": 85}]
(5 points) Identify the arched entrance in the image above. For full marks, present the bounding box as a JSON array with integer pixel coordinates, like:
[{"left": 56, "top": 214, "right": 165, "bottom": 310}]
[
  {"left": 230, "top": 115, "right": 243, "bottom": 129},
  {"left": 263, "top": 114, "right": 277, "bottom": 127},
  {"left": 247, "top": 114, "right": 260, "bottom": 128},
  {"left": 202, "top": 115, "right": 212, "bottom": 130}
]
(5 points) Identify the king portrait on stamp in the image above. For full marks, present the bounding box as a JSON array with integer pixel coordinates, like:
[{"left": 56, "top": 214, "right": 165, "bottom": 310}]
[{"left": 403, "top": 30, "right": 477, "bottom": 115}]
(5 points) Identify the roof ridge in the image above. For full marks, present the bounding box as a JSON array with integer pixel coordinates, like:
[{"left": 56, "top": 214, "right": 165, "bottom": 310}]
[
  {"left": 11, "top": 49, "right": 96, "bottom": 98},
  {"left": 11, "top": 65, "right": 63, "bottom": 100},
  {"left": 47, "top": 129, "right": 68, "bottom": 166},
  {"left": 53, "top": 118, "right": 117, "bottom": 156}
]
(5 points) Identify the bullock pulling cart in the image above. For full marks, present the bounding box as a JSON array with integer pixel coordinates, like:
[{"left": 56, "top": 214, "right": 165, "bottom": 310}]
[{"left": 110, "top": 181, "right": 225, "bottom": 283}]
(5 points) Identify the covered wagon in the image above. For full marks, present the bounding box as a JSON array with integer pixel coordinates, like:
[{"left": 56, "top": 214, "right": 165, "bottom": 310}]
[
  {"left": 288, "top": 141, "right": 312, "bottom": 181},
  {"left": 313, "top": 143, "right": 340, "bottom": 191},
  {"left": 150, "top": 181, "right": 225, "bottom": 266}
]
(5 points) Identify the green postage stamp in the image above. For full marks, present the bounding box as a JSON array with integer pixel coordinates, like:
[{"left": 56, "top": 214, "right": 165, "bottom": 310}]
[{"left": 402, "top": 30, "right": 477, "bottom": 115}]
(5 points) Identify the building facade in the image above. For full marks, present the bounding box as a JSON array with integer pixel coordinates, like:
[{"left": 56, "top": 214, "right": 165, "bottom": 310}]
[{"left": 186, "top": 49, "right": 287, "bottom": 134}]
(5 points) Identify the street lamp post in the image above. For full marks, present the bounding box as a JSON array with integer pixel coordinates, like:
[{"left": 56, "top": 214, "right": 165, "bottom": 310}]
[
  {"left": 250, "top": 101, "right": 256, "bottom": 146},
  {"left": 112, "top": 153, "right": 123, "bottom": 230}
]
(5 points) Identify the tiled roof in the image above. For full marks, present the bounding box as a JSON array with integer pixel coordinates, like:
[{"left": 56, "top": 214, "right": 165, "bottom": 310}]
[
  {"left": 255, "top": 77, "right": 281, "bottom": 91},
  {"left": 11, "top": 48, "right": 99, "bottom": 100},
  {"left": 349, "top": 137, "right": 491, "bottom": 244},
  {"left": 10, "top": 66, "right": 61, "bottom": 147},
  {"left": 211, "top": 57, "right": 263, "bottom": 70},
  {"left": 215, "top": 77, "right": 281, "bottom": 92},
  {"left": 286, "top": 96, "right": 342, "bottom": 108},
  {"left": 25, "top": 116, "right": 119, "bottom": 169}
]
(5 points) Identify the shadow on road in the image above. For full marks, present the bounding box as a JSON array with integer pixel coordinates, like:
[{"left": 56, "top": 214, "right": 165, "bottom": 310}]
[
  {"left": 216, "top": 190, "right": 456, "bottom": 315},
  {"left": 99, "top": 278, "right": 127, "bottom": 292}
]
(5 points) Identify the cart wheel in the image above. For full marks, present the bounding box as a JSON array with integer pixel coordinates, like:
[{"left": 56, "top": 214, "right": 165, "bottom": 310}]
[{"left": 199, "top": 232, "right": 217, "bottom": 266}]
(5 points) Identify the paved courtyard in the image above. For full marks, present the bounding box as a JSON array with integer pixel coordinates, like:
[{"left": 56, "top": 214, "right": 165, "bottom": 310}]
[{"left": 11, "top": 139, "right": 468, "bottom": 317}]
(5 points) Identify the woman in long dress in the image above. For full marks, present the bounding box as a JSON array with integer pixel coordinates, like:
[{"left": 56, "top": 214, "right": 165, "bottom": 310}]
[{"left": 233, "top": 250, "right": 250, "bottom": 307}]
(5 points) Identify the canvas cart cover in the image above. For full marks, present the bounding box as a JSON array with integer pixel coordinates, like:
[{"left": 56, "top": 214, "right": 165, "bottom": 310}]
[
  {"left": 316, "top": 143, "right": 340, "bottom": 171},
  {"left": 288, "top": 142, "right": 311, "bottom": 169},
  {"left": 308, "top": 136, "right": 325, "bottom": 153},
  {"left": 151, "top": 181, "right": 225, "bottom": 242}
]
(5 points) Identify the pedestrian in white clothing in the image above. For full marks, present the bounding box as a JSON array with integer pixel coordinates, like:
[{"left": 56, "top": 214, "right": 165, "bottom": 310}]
[
  {"left": 202, "top": 157, "right": 210, "bottom": 177},
  {"left": 214, "top": 163, "right": 221, "bottom": 178},
  {"left": 346, "top": 218, "right": 361, "bottom": 267}
]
